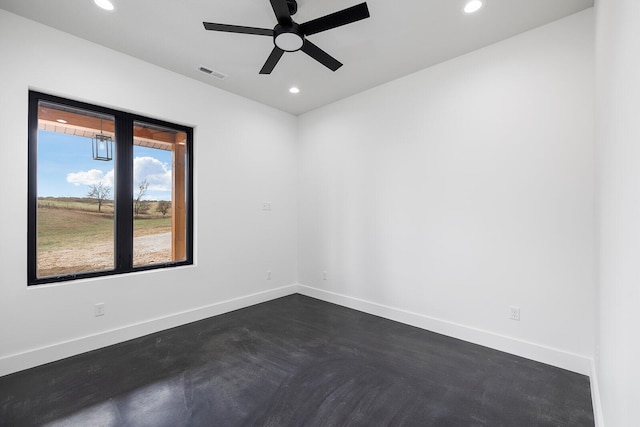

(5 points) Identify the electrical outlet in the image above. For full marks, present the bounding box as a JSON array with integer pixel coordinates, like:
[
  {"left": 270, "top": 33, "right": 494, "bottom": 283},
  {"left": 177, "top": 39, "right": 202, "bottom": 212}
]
[
  {"left": 267, "top": 270, "right": 272, "bottom": 280},
  {"left": 262, "top": 202, "right": 272, "bottom": 211},
  {"left": 509, "top": 306, "right": 520, "bottom": 321},
  {"left": 323, "top": 271, "right": 327, "bottom": 281},
  {"left": 94, "top": 303, "right": 105, "bottom": 317}
]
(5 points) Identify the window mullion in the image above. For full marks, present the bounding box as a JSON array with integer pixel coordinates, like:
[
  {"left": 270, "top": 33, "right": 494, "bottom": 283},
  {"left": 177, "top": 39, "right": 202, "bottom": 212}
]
[{"left": 115, "top": 115, "right": 134, "bottom": 272}]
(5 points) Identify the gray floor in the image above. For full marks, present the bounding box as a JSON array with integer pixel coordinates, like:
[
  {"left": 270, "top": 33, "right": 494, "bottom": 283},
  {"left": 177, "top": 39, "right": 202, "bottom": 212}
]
[{"left": 0, "top": 294, "right": 593, "bottom": 426}]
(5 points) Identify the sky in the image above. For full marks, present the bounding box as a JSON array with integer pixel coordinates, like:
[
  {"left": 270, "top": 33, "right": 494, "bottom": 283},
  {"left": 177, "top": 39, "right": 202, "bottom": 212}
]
[{"left": 37, "top": 130, "right": 173, "bottom": 201}]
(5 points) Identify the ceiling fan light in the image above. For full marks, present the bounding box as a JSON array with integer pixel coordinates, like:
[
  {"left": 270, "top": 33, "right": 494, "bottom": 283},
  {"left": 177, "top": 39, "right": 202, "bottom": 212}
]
[
  {"left": 94, "top": 0, "right": 115, "bottom": 11},
  {"left": 464, "top": 0, "right": 484, "bottom": 14},
  {"left": 275, "top": 32, "right": 304, "bottom": 52}
]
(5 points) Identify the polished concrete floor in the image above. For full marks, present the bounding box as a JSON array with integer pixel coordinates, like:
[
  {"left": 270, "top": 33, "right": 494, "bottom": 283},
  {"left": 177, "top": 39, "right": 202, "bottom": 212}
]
[{"left": 1, "top": 294, "right": 593, "bottom": 426}]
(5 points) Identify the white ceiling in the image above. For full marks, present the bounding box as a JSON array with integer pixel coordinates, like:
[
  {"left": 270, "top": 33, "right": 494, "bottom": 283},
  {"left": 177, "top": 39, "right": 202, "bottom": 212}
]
[{"left": 0, "top": 0, "right": 593, "bottom": 115}]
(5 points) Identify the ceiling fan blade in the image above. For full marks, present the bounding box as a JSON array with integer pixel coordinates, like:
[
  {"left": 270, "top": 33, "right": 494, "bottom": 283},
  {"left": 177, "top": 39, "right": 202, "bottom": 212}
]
[
  {"left": 301, "top": 40, "right": 342, "bottom": 72},
  {"left": 260, "top": 47, "right": 286, "bottom": 74},
  {"left": 203, "top": 22, "right": 273, "bottom": 36},
  {"left": 270, "top": 0, "right": 292, "bottom": 26},
  {"left": 300, "top": 2, "right": 370, "bottom": 36}
]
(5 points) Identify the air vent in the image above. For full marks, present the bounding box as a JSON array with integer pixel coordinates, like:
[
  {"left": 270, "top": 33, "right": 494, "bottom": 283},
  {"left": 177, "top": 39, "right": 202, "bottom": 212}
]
[{"left": 198, "top": 66, "right": 227, "bottom": 80}]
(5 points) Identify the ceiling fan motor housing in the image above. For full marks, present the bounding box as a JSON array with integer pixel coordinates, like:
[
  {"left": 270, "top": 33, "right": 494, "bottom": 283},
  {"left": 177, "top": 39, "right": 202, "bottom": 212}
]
[{"left": 274, "top": 22, "right": 304, "bottom": 52}]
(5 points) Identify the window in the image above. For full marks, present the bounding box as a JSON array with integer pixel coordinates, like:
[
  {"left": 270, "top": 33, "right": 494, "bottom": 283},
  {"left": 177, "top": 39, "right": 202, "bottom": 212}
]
[{"left": 28, "top": 91, "right": 193, "bottom": 285}]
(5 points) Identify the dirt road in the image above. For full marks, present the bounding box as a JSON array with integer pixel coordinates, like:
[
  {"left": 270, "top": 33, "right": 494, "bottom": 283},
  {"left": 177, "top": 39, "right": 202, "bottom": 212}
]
[{"left": 38, "top": 232, "right": 172, "bottom": 277}]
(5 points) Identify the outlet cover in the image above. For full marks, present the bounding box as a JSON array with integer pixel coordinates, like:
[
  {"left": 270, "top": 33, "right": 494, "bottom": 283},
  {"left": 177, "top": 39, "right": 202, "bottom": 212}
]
[
  {"left": 95, "top": 303, "right": 105, "bottom": 317},
  {"left": 509, "top": 306, "right": 520, "bottom": 321}
]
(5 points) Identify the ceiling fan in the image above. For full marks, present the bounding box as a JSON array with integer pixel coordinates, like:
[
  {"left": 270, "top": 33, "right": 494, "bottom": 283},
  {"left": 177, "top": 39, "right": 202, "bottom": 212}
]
[{"left": 203, "top": 0, "right": 370, "bottom": 74}]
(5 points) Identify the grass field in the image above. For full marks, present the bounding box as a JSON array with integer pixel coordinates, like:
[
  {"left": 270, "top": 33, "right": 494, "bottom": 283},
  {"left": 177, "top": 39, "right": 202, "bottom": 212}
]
[
  {"left": 38, "top": 197, "right": 115, "bottom": 214},
  {"left": 37, "top": 197, "right": 172, "bottom": 277}
]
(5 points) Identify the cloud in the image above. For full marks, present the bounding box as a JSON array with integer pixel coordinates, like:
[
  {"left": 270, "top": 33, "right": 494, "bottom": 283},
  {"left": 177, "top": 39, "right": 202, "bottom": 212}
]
[
  {"left": 66, "top": 169, "right": 114, "bottom": 187},
  {"left": 67, "top": 156, "right": 170, "bottom": 197},
  {"left": 105, "top": 169, "right": 115, "bottom": 186},
  {"left": 134, "top": 156, "right": 172, "bottom": 194}
]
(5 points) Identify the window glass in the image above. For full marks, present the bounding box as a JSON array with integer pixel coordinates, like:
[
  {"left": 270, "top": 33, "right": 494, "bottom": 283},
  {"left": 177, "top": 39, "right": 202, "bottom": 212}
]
[
  {"left": 36, "top": 101, "right": 115, "bottom": 278},
  {"left": 132, "top": 122, "right": 188, "bottom": 266}
]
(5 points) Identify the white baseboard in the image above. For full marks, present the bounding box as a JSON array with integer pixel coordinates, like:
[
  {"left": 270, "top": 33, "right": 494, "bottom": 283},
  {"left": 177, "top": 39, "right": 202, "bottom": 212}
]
[
  {"left": 590, "top": 359, "right": 605, "bottom": 427},
  {"left": 0, "top": 284, "right": 298, "bottom": 377},
  {"left": 298, "top": 285, "right": 593, "bottom": 376}
]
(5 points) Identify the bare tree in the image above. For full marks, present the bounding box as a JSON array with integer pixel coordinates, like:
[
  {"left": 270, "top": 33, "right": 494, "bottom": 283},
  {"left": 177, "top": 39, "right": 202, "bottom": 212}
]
[
  {"left": 134, "top": 179, "right": 150, "bottom": 217},
  {"left": 156, "top": 200, "right": 170, "bottom": 217},
  {"left": 87, "top": 182, "right": 112, "bottom": 212}
]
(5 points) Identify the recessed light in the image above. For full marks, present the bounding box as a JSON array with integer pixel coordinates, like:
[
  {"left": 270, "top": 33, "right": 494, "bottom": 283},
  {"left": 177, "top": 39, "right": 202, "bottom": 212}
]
[
  {"left": 289, "top": 87, "right": 300, "bottom": 94},
  {"left": 464, "top": 0, "right": 484, "bottom": 14},
  {"left": 94, "top": 0, "right": 115, "bottom": 11},
  {"left": 56, "top": 119, "right": 67, "bottom": 124}
]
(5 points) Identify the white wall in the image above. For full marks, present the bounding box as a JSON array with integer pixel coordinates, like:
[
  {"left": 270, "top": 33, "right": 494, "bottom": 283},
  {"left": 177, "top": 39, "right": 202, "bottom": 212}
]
[
  {"left": 0, "top": 10, "right": 298, "bottom": 376},
  {"left": 298, "top": 10, "right": 595, "bottom": 374},
  {"left": 595, "top": 0, "right": 640, "bottom": 425}
]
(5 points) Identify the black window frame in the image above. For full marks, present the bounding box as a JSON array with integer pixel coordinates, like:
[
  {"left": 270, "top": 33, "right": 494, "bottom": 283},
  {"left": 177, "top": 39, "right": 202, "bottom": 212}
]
[{"left": 28, "top": 91, "right": 194, "bottom": 285}]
